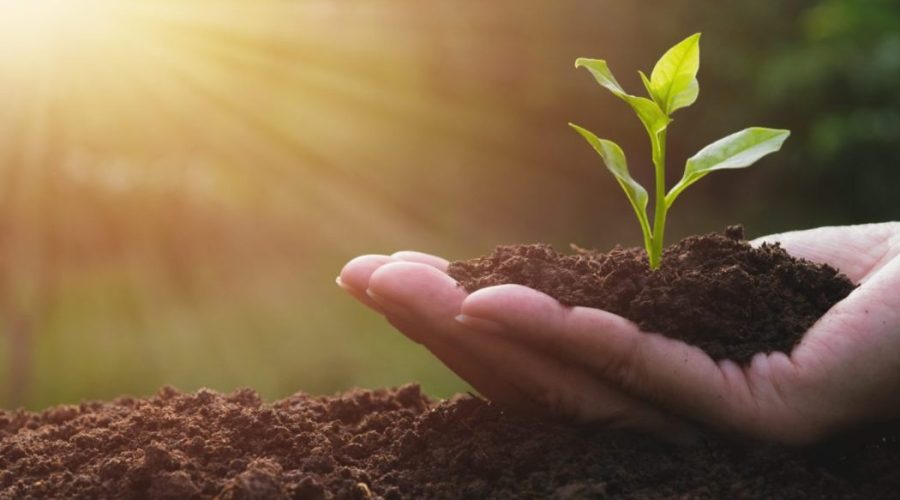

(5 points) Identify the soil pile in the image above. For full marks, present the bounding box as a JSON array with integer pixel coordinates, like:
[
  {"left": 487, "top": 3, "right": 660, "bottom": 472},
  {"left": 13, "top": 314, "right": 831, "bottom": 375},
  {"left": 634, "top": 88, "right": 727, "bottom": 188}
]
[
  {"left": 447, "top": 226, "right": 856, "bottom": 361},
  {"left": 2, "top": 385, "right": 899, "bottom": 499}
]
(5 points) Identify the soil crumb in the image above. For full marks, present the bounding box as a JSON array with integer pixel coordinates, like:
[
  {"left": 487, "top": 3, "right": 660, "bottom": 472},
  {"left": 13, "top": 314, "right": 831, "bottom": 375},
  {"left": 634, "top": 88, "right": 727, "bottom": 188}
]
[
  {"left": 2, "top": 386, "right": 898, "bottom": 499},
  {"left": 447, "top": 226, "right": 856, "bottom": 362}
]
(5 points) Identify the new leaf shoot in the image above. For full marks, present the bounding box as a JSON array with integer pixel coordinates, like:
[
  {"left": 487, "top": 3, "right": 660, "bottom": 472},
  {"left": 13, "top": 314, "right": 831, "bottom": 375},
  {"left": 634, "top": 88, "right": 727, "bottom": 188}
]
[{"left": 570, "top": 33, "right": 790, "bottom": 269}]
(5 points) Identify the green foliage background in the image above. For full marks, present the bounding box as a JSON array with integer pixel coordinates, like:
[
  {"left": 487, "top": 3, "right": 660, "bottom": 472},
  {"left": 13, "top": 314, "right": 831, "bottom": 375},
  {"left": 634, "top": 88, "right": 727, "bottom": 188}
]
[{"left": 1, "top": 0, "right": 898, "bottom": 409}]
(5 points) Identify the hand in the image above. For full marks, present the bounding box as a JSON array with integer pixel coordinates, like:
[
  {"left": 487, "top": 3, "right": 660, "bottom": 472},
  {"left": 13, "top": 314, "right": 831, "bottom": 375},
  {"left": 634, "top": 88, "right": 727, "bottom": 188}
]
[
  {"left": 338, "top": 251, "right": 698, "bottom": 442},
  {"left": 338, "top": 223, "right": 900, "bottom": 444}
]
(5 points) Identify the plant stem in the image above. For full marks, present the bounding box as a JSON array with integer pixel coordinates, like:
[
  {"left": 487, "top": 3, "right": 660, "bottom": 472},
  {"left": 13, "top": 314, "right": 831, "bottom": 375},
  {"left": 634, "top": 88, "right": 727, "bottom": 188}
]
[{"left": 649, "top": 129, "right": 667, "bottom": 269}]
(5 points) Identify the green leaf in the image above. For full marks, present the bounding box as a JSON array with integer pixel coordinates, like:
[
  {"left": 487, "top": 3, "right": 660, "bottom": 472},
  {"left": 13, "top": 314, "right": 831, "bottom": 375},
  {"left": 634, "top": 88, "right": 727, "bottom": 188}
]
[
  {"left": 648, "top": 33, "right": 701, "bottom": 115},
  {"left": 666, "top": 127, "right": 791, "bottom": 208},
  {"left": 569, "top": 123, "right": 652, "bottom": 243},
  {"left": 575, "top": 58, "right": 670, "bottom": 138},
  {"left": 623, "top": 95, "right": 671, "bottom": 138},
  {"left": 574, "top": 58, "right": 627, "bottom": 98}
]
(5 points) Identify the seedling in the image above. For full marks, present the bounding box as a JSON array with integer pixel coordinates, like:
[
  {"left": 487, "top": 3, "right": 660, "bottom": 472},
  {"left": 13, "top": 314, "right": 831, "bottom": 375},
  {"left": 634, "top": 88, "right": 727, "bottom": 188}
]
[{"left": 570, "top": 33, "right": 789, "bottom": 269}]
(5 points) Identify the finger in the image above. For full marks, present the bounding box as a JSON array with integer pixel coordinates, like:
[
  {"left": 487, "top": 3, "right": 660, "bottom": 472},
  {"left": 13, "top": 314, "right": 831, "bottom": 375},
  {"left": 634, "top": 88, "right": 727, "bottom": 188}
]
[
  {"left": 367, "top": 262, "right": 541, "bottom": 412},
  {"left": 390, "top": 251, "right": 449, "bottom": 271},
  {"left": 338, "top": 255, "right": 395, "bottom": 313},
  {"left": 454, "top": 314, "right": 700, "bottom": 442},
  {"left": 751, "top": 223, "right": 900, "bottom": 283},
  {"left": 372, "top": 263, "right": 697, "bottom": 439},
  {"left": 338, "top": 252, "right": 451, "bottom": 313},
  {"left": 460, "top": 284, "right": 768, "bottom": 437}
]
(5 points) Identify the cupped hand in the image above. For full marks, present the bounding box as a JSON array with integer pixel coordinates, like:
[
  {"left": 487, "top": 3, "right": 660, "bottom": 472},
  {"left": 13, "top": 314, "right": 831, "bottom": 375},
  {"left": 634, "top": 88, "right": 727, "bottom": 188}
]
[
  {"left": 338, "top": 251, "right": 697, "bottom": 442},
  {"left": 339, "top": 222, "right": 900, "bottom": 444}
]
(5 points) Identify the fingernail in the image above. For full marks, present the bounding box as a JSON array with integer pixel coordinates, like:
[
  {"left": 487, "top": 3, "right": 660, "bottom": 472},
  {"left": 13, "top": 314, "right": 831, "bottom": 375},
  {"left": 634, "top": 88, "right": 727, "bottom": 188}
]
[
  {"left": 454, "top": 314, "right": 505, "bottom": 334},
  {"left": 366, "top": 289, "right": 409, "bottom": 317},
  {"left": 335, "top": 276, "right": 352, "bottom": 290}
]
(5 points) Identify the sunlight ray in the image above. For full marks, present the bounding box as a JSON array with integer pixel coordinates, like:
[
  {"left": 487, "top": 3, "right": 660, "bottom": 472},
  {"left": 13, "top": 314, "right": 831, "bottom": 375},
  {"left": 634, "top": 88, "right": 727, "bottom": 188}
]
[{"left": 0, "top": 0, "right": 524, "bottom": 266}]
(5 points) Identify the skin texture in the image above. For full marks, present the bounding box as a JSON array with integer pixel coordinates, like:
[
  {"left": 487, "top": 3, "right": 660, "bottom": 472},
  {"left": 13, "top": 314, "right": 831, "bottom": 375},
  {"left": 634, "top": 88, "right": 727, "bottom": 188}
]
[{"left": 338, "top": 223, "right": 900, "bottom": 445}]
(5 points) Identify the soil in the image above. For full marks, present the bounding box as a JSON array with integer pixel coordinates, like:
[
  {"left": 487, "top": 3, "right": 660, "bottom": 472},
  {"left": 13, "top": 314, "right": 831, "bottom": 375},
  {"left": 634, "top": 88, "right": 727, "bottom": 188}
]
[
  {"left": 3, "top": 385, "right": 900, "bottom": 499},
  {"left": 1, "top": 228, "right": 883, "bottom": 499},
  {"left": 447, "top": 226, "right": 856, "bottom": 362}
]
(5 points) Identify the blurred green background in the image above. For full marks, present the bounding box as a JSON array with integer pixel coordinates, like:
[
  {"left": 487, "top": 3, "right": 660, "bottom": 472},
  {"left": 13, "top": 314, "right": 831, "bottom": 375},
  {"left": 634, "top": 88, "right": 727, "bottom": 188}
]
[{"left": 0, "top": 0, "right": 897, "bottom": 410}]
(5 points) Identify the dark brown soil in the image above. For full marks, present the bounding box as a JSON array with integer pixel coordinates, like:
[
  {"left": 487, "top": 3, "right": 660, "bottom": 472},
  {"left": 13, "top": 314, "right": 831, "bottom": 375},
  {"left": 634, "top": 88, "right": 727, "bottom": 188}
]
[
  {"left": 2, "top": 385, "right": 899, "bottom": 499},
  {"left": 0, "top": 229, "right": 876, "bottom": 498},
  {"left": 447, "top": 226, "right": 856, "bottom": 362}
]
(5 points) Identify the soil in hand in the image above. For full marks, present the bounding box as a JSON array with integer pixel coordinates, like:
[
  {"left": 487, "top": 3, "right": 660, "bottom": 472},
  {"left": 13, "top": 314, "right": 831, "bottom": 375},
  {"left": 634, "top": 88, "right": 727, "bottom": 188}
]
[
  {"left": 3, "top": 385, "right": 900, "bottom": 499},
  {"left": 447, "top": 226, "right": 856, "bottom": 362}
]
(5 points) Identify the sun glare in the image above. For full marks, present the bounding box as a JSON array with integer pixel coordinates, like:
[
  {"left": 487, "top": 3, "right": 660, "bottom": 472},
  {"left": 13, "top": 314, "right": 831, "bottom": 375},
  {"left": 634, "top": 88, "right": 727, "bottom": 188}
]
[
  {"left": 0, "top": 0, "right": 445, "bottom": 253},
  {"left": 0, "top": 0, "right": 117, "bottom": 66}
]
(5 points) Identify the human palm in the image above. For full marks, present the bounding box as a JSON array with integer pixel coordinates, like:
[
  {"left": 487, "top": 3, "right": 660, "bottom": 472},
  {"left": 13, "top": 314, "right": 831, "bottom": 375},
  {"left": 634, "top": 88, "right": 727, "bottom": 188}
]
[{"left": 338, "top": 223, "right": 900, "bottom": 444}]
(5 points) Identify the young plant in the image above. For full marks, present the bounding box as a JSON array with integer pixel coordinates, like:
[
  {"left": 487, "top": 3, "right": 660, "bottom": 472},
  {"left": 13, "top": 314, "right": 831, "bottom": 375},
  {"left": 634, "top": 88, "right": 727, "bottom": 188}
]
[{"left": 570, "top": 33, "right": 790, "bottom": 269}]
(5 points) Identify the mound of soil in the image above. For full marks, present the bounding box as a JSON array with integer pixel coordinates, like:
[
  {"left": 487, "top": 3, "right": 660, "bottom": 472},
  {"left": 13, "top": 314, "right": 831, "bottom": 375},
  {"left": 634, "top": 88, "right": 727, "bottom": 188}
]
[
  {"left": 447, "top": 226, "right": 856, "bottom": 362},
  {"left": 2, "top": 385, "right": 899, "bottom": 499}
]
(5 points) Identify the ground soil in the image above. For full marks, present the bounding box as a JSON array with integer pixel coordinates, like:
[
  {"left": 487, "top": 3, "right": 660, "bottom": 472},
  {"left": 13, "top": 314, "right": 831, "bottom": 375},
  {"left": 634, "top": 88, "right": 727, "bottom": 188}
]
[
  {"left": 447, "top": 226, "right": 856, "bottom": 362},
  {"left": 2, "top": 385, "right": 900, "bottom": 499}
]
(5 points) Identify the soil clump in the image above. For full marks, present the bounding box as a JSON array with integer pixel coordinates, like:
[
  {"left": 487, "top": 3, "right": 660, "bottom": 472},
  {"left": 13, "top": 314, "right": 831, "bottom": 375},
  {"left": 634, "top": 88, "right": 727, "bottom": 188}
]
[{"left": 447, "top": 226, "right": 855, "bottom": 362}]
